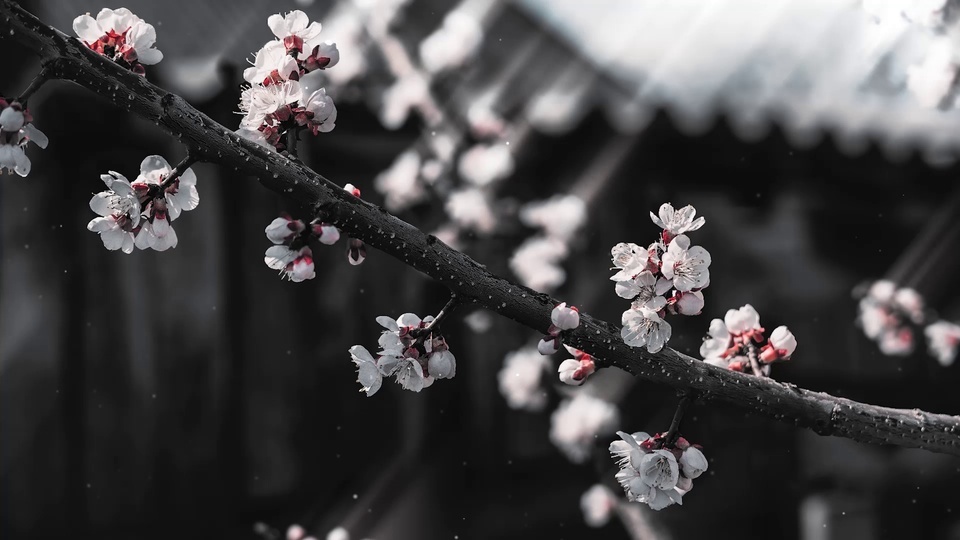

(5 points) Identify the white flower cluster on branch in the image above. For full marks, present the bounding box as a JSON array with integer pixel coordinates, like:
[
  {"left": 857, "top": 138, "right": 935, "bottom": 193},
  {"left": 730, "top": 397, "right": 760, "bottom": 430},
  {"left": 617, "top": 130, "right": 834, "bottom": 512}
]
[
  {"left": 262, "top": 184, "right": 365, "bottom": 280},
  {"left": 699, "top": 304, "right": 797, "bottom": 376},
  {"left": 856, "top": 280, "right": 925, "bottom": 356},
  {"left": 614, "top": 203, "right": 711, "bottom": 353},
  {"left": 73, "top": 8, "right": 162, "bottom": 75},
  {"left": 238, "top": 10, "right": 338, "bottom": 152},
  {"left": 609, "top": 430, "right": 708, "bottom": 511},
  {"left": 86, "top": 156, "right": 199, "bottom": 253},
  {"left": 0, "top": 97, "right": 46, "bottom": 176},
  {"left": 349, "top": 311, "right": 457, "bottom": 397}
]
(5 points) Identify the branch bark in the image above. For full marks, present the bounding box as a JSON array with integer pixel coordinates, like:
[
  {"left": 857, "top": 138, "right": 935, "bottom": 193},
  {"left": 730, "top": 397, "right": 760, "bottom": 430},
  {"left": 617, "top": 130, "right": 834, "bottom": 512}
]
[{"left": 4, "top": 0, "right": 960, "bottom": 455}]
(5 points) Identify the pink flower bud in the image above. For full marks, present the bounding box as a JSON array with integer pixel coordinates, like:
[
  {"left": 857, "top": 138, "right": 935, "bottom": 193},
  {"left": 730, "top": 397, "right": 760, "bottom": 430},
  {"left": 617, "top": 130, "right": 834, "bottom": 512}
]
[{"left": 551, "top": 302, "right": 580, "bottom": 330}]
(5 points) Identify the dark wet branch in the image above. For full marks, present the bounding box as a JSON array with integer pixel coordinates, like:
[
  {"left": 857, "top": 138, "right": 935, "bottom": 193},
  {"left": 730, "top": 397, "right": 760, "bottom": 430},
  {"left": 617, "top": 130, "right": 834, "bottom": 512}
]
[{"left": 3, "top": 0, "right": 960, "bottom": 456}]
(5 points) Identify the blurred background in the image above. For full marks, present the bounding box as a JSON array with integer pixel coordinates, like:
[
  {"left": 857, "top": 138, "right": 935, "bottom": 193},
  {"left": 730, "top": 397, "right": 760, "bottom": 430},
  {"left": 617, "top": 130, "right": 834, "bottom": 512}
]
[{"left": 3, "top": 0, "right": 960, "bottom": 538}]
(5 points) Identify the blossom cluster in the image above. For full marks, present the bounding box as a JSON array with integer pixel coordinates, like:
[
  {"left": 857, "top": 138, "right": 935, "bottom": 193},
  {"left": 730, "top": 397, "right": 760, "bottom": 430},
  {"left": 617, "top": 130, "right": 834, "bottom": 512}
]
[
  {"left": 609, "top": 430, "right": 708, "bottom": 511},
  {"left": 238, "top": 10, "right": 339, "bottom": 151},
  {"left": 86, "top": 156, "right": 198, "bottom": 253},
  {"left": 263, "top": 184, "right": 365, "bottom": 281},
  {"left": 700, "top": 304, "right": 797, "bottom": 375},
  {"left": 349, "top": 313, "right": 456, "bottom": 397},
  {"left": 510, "top": 194, "right": 588, "bottom": 291},
  {"left": 0, "top": 98, "right": 47, "bottom": 177},
  {"left": 73, "top": 8, "right": 162, "bottom": 74},
  {"left": 855, "top": 280, "right": 925, "bottom": 356},
  {"left": 537, "top": 303, "right": 580, "bottom": 355},
  {"left": 614, "top": 203, "right": 711, "bottom": 353}
]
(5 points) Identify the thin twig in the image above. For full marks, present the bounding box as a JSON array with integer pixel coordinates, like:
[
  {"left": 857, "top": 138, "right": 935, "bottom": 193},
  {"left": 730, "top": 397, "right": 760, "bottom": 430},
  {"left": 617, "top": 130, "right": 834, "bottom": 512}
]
[
  {"left": 16, "top": 64, "right": 51, "bottom": 104},
  {"left": 662, "top": 391, "right": 695, "bottom": 447}
]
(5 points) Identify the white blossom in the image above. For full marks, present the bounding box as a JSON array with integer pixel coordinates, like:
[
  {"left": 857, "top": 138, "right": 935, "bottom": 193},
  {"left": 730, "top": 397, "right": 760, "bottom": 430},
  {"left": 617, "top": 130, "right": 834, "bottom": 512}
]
[
  {"left": 724, "top": 304, "right": 762, "bottom": 335},
  {"left": 551, "top": 302, "right": 580, "bottom": 330},
  {"left": 679, "top": 447, "right": 708, "bottom": 479},
  {"left": 265, "top": 216, "right": 305, "bottom": 244},
  {"left": 760, "top": 325, "right": 798, "bottom": 363},
  {"left": 615, "top": 270, "right": 671, "bottom": 304},
  {"left": 243, "top": 40, "right": 300, "bottom": 85},
  {"left": 87, "top": 171, "right": 141, "bottom": 253},
  {"left": 558, "top": 359, "right": 585, "bottom": 386},
  {"left": 550, "top": 394, "right": 620, "bottom": 463},
  {"left": 925, "top": 320, "right": 960, "bottom": 366},
  {"left": 638, "top": 449, "right": 680, "bottom": 490},
  {"left": 349, "top": 345, "right": 383, "bottom": 396},
  {"left": 674, "top": 291, "right": 704, "bottom": 315},
  {"left": 240, "top": 80, "right": 303, "bottom": 130},
  {"left": 537, "top": 336, "right": 560, "bottom": 356},
  {"left": 660, "top": 234, "right": 711, "bottom": 292},
  {"left": 302, "top": 88, "right": 337, "bottom": 134},
  {"left": 497, "top": 348, "right": 549, "bottom": 411},
  {"left": 699, "top": 318, "right": 731, "bottom": 360},
  {"left": 265, "top": 245, "right": 315, "bottom": 282},
  {"left": 621, "top": 300, "right": 672, "bottom": 353},
  {"left": 609, "top": 242, "right": 648, "bottom": 282},
  {"left": 580, "top": 484, "right": 617, "bottom": 528},
  {"left": 73, "top": 8, "right": 162, "bottom": 66},
  {"left": 0, "top": 100, "right": 47, "bottom": 177},
  {"left": 649, "top": 203, "right": 705, "bottom": 238},
  {"left": 268, "top": 10, "right": 323, "bottom": 44},
  {"left": 519, "top": 195, "right": 587, "bottom": 241}
]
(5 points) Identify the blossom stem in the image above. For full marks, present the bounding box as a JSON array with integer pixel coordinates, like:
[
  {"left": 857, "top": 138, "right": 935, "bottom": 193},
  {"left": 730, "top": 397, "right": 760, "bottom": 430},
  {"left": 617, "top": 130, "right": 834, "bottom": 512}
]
[
  {"left": 745, "top": 342, "right": 764, "bottom": 378},
  {"left": 417, "top": 294, "right": 459, "bottom": 336},
  {"left": 662, "top": 390, "right": 696, "bottom": 448},
  {"left": 286, "top": 127, "right": 299, "bottom": 159},
  {"left": 159, "top": 154, "right": 198, "bottom": 190},
  {"left": 17, "top": 64, "right": 51, "bottom": 105}
]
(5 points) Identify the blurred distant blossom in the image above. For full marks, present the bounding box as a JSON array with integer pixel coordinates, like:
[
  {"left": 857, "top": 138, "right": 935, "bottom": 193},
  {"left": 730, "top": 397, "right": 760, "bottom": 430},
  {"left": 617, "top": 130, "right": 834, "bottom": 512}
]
[
  {"left": 550, "top": 393, "right": 619, "bottom": 463},
  {"left": 445, "top": 188, "right": 496, "bottom": 233},
  {"left": 580, "top": 484, "right": 618, "bottom": 527},
  {"left": 419, "top": 10, "right": 483, "bottom": 74},
  {"left": 375, "top": 150, "right": 426, "bottom": 212},
  {"left": 510, "top": 236, "right": 568, "bottom": 291},
  {"left": 519, "top": 195, "right": 587, "bottom": 242},
  {"left": 498, "top": 347, "right": 550, "bottom": 411},
  {"left": 925, "top": 320, "right": 960, "bottom": 366},
  {"left": 457, "top": 143, "right": 514, "bottom": 186},
  {"left": 855, "top": 279, "right": 927, "bottom": 357}
]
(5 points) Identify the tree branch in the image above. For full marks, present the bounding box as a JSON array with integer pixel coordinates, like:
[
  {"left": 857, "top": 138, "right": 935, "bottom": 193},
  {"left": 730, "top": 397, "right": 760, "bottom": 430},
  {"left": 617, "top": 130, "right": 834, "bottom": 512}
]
[{"left": 4, "top": 0, "right": 960, "bottom": 455}]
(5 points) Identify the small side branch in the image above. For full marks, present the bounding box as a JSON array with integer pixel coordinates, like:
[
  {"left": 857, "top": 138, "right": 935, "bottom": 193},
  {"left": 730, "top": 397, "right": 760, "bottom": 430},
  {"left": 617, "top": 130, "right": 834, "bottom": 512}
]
[
  {"left": 662, "top": 391, "right": 695, "bottom": 447},
  {"left": 17, "top": 64, "right": 52, "bottom": 104}
]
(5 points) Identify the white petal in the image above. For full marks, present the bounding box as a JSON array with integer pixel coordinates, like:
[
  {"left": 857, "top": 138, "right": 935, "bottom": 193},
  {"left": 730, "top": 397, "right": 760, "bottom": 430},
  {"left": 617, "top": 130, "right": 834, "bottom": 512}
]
[{"left": 73, "top": 14, "right": 102, "bottom": 43}]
